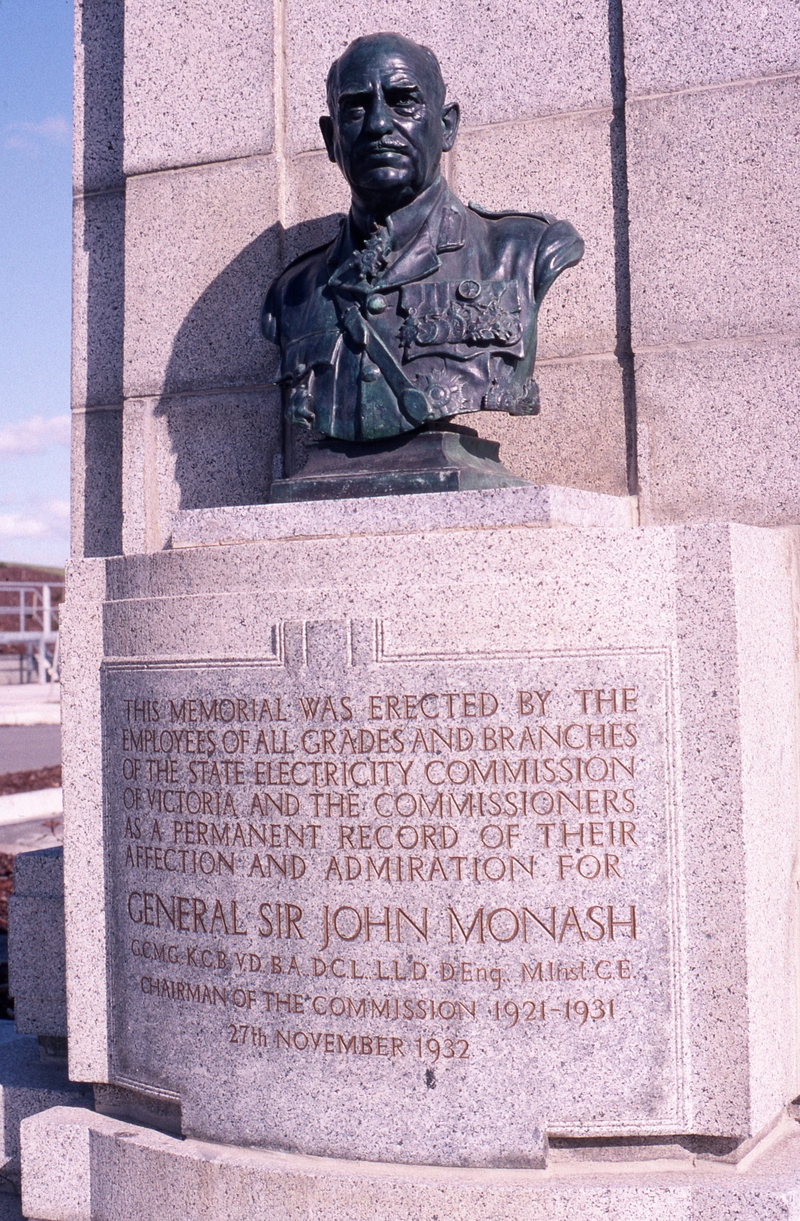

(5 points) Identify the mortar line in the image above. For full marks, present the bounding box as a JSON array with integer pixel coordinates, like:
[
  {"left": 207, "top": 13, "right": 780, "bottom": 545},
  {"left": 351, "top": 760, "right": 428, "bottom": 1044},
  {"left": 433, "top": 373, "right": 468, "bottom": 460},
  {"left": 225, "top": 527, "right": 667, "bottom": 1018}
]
[
  {"left": 117, "top": 150, "right": 279, "bottom": 185},
  {"left": 273, "top": 0, "right": 288, "bottom": 235},
  {"left": 635, "top": 331, "right": 800, "bottom": 355},
  {"left": 120, "top": 382, "right": 279, "bottom": 404},
  {"left": 458, "top": 101, "right": 614, "bottom": 137},
  {"left": 608, "top": 0, "right": 639, "bottom": 497},
  {"left": 71, "top": 402, "right": 124, "bottom": 414},
  {"left": 143, "top": 399, "right": 161, "bottom": 554},
  {"left": 73, "top": 183, "right": 125, "bottom": 202},
  {"left": 629, "top": 66, "right": 800, "bottom": 106}
]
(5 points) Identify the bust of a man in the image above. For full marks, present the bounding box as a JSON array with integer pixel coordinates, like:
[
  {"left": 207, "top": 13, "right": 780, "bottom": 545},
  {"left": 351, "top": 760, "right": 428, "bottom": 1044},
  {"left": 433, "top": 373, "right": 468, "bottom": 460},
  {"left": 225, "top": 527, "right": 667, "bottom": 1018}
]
[{"left": 263, "top": 32, "right": 583, "bottom": 446}]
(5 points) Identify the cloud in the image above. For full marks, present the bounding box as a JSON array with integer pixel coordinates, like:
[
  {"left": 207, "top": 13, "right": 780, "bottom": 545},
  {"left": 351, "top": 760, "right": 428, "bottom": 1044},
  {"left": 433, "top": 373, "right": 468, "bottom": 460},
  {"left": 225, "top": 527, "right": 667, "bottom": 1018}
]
[
  {"left": 0, "top": 513, "right": 47, "bottom": 539},
  {"left": 0, "top": 415, "right": 71, "bottom": 458},
  {"left": 3, "top": 115, "right": 71, "bottom": 155},
  {"left": 29, "top": 116, "right": 71, "bottom": 144},
  {"left": 0, "top": 499, "right": 70, "bottom": 565},
  {"left": 0, "top": 418, "right": 71, "bottom": 561},
  {"left": 0, "top": 501, "right": 70, "bottom": 541},
  {"left": 43, "top": 500, "right": 71, "bottom": 531}
]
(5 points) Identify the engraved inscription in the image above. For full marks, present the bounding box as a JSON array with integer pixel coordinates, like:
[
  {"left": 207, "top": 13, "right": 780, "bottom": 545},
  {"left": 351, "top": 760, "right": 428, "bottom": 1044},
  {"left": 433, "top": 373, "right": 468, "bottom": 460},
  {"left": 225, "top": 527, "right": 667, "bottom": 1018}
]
[{"left": 104, "top": 643, "right": 683, "bottom": 1135}]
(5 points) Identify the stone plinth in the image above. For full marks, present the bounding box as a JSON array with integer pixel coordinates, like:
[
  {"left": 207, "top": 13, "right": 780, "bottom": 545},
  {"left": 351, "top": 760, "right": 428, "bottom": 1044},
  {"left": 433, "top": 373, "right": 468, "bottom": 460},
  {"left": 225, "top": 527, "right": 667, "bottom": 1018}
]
[
  {"left": 8, "top": 849, "right": 67, "bottom": 1039},
  {"left": 60, "top": 499, "right": 800, "bottom": 1166},
  {"left": 171, "top": 484, "right": 639, "bottom": 549},
  {"left": 20, "top": 1106, "right": 800, "bottom": 1221},
  {"left": 0, "top": 1042, "right": 90, "bottom": 1185},
  {"left": 0, "top": 851, "right": 92, "bottom": 1197}
]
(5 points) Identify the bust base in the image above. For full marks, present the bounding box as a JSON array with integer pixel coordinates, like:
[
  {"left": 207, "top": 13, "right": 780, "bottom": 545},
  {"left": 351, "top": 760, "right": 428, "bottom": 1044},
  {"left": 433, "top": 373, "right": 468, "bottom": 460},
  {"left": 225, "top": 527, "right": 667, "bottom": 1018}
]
[{"left": 270, "top": 421, "right": 529, "bottom": 503}]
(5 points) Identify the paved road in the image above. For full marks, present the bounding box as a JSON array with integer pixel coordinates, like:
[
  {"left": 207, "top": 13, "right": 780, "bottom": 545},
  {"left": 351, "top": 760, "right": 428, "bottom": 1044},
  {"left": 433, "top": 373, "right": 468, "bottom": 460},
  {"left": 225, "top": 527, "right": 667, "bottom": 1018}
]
[{"left": 0, "top": 725, "right": 62, "bottom": 775}]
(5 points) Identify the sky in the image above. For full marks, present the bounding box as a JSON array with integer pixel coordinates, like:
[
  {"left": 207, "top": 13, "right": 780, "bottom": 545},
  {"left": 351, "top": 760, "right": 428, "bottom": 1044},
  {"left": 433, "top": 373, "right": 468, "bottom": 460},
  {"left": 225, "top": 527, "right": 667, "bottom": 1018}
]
[{"left": 0, "top": 0, "right": 73, "bottom": 569}]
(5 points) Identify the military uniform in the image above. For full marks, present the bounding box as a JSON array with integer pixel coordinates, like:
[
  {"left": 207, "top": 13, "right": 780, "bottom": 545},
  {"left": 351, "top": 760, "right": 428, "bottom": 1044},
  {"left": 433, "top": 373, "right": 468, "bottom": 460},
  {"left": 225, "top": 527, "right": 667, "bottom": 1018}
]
[{"left": 262, "top": 178, "right": 583, "bottom": 443}]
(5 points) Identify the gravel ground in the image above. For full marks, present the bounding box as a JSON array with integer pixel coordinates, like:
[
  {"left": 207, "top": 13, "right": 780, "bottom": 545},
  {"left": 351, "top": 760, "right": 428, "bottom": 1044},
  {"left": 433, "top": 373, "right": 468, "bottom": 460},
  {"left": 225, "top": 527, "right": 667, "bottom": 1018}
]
[{"left": 0, "top": 766, "right": 61, "bottom": 797}]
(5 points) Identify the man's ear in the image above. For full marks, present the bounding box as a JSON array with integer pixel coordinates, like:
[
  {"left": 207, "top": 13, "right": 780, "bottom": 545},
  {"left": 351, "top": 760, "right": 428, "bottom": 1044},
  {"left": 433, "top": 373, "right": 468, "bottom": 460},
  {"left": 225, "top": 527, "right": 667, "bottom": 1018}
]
[
  {"left": 441, "top": 101, "right": 460, "bottom": 153},
  {"left": 319, "top": 115, "right": 336, "bottom": 162}
]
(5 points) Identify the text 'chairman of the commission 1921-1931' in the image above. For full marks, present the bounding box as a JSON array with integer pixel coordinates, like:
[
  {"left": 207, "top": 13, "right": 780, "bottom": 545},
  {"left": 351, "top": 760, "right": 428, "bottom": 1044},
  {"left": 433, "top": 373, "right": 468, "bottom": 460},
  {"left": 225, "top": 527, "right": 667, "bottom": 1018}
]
[{"left": 262, "top": 32, "right": 584, "bottom": 450}]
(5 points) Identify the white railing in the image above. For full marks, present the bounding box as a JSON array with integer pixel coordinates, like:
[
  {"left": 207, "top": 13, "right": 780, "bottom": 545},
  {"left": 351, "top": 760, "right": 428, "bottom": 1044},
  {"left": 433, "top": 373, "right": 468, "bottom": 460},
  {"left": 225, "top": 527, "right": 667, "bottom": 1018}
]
[{"left": 0, "top": 583, "right": 64, "bottom": 683}]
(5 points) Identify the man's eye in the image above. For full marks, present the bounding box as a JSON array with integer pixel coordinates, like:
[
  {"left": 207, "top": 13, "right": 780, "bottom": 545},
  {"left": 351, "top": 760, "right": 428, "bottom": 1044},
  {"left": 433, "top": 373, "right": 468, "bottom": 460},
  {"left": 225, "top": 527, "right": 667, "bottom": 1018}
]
[
  {"left": 387, "top": 91, "right": 420, "bottom": 109},
  {"left": 340, "top": 96, "right": 369, "bottom": 117}
]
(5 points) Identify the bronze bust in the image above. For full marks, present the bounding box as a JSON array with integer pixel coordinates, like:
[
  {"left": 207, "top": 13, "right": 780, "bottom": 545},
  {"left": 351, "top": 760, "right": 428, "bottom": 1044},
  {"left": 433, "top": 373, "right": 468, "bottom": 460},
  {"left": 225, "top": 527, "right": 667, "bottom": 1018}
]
[{"left": 263, "top": 33, "right": 584, "bottom": 496}]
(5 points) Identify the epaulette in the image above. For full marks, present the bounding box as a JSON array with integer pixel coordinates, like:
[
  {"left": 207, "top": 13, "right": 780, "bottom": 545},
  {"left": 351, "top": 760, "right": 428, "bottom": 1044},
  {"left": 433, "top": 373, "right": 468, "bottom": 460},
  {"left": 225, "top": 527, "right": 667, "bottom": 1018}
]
[
  {"left": 468, "top": 201, "right": 555, "bottom": 225},
  {"left": 282, "top": 217, "right": 346, "bottom": 273}
]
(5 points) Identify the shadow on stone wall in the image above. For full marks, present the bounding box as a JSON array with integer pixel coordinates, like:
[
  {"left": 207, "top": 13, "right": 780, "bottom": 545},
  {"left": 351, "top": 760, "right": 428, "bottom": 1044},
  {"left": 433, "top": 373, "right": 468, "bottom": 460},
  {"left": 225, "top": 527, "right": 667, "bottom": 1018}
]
[
  {"left": 154, "top": 214, "right": 343, "bottom": 511},
  {"left": 607, "top": 0, "right": 638, "bottom": 495},
  {"left": 80, "top": 0, "right": 125, "bottom": 557},
  {"left": 78, "top": 2, "right": 639, "bottom": 546}
]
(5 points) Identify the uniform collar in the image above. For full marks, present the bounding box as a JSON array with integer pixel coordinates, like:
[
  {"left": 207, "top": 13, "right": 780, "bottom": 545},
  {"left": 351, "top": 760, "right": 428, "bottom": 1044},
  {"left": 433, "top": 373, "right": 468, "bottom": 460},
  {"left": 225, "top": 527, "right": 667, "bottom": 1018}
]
[
  {"left": 327, "top": 179, "right": 467, "bottom": 290},
  {"left": 382, "top": 177, "right": 446, "bottom": 249}
]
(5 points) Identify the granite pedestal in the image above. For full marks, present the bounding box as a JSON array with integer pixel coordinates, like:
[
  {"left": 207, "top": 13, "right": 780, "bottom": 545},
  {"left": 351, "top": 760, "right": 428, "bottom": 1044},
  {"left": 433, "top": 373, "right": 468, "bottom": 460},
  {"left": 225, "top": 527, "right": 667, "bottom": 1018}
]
[
  {"left": 33, "top": 487, "right": 800, "bottom": 1214},
  {"left": 60, "top": 0, "right": 800, "bottom": 1206}
]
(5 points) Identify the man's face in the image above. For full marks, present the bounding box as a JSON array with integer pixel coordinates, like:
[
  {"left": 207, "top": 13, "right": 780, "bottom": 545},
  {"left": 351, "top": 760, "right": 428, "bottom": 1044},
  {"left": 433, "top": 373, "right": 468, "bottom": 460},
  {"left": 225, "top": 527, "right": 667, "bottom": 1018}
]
[{"left": 321, "top": 42, "right": 459, "bottom": 213}]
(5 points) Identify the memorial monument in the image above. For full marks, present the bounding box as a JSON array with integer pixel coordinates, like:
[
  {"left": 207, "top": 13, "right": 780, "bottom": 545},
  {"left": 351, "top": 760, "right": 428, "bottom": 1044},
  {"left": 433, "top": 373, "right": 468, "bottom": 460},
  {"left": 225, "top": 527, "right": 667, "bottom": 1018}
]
[
  {"left": 18, "top": 5, "right": 800, "bottom": 1219},
  {"left": 264, "top": 34, "right": 583, "bottom": 500}
]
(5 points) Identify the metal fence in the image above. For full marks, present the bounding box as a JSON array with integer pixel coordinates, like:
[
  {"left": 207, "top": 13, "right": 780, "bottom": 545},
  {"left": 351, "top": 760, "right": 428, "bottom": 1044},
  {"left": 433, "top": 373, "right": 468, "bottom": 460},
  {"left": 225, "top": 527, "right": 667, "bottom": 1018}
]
[{"left": 0, "top": 583, "right": 64, "bottom": 683}]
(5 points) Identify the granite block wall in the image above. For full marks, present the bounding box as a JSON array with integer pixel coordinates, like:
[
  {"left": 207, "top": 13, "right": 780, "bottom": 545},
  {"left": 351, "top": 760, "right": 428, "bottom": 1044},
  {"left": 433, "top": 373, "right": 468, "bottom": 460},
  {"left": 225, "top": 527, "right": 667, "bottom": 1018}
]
[
  {"left": 71, "top": 0, "right": 800, "bottom": 556},
  {"left": 8, "top": 849, "right": 67, "bottom": 1039},
  {"left": 622, "top": 0, "right": 800, "bottom": 524}
]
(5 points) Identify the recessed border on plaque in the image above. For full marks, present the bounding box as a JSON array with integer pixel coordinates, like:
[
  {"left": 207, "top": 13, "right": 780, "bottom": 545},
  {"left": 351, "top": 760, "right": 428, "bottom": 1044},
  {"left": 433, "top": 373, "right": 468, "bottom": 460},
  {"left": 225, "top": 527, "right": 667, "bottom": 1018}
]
[{"left": 101, "top": 619, "right": 686, "bottom": 1143}]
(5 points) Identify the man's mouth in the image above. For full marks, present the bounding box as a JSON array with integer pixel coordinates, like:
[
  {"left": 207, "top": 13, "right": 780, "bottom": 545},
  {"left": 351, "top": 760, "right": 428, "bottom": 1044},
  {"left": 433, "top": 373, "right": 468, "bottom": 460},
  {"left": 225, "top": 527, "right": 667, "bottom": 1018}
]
[{"left": 364, "top": 141, "right": 408, "bottom": 158}]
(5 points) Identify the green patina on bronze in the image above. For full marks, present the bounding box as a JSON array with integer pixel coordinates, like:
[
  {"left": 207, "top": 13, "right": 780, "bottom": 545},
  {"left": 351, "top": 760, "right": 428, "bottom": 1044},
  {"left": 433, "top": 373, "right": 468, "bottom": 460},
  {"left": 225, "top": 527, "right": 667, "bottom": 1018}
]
[{"left": 262, "top": 31, "right": 584, "bottom": 467}]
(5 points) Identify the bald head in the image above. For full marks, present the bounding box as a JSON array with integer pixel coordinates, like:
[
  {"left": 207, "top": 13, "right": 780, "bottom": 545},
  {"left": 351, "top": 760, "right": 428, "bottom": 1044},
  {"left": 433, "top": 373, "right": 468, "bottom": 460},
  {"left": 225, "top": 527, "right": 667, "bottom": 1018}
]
[{"left": 326, "top": 33, "right": 446, "bottom": 113}]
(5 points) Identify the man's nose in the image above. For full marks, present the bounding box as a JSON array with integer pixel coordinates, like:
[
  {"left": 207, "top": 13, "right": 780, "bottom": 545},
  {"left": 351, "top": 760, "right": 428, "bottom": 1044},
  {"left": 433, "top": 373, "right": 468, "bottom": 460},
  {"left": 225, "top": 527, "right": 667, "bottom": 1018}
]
[{"left": 363, "top": 91, "right": 393, "bottom": 137}]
